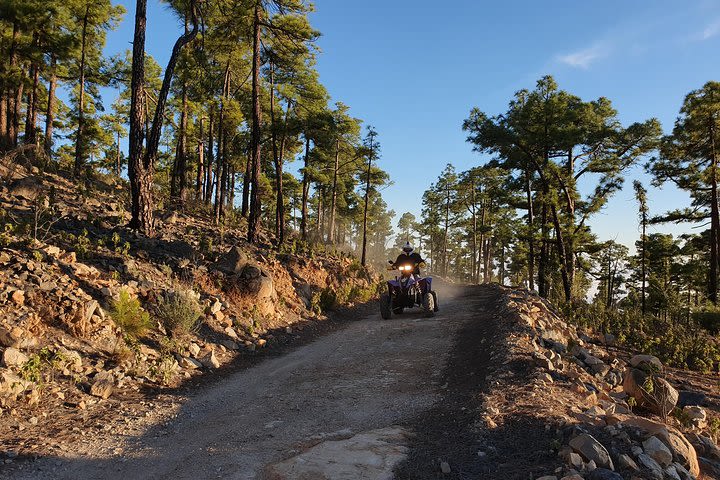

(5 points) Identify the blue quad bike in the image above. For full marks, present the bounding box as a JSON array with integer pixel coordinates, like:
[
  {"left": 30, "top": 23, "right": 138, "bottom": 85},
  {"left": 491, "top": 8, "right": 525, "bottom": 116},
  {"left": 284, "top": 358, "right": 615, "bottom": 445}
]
[{"left": 380, "top": 261, "right": 439, "bottom": 319}]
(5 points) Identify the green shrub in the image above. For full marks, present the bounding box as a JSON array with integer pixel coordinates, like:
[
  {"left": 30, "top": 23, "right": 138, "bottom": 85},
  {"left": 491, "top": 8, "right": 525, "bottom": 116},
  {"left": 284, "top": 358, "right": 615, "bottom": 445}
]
[
  {"left": 110, "top": 289, "right": 152, "bottom": 339},
  {"left": 693, "top": 304, "right": 720, "bottom": 334},
  {"left": 156, "top": 289, "right": 202, "bottom": 335},
  {"left": 566, "top": 302, "right": 720, "bottom": 373}
]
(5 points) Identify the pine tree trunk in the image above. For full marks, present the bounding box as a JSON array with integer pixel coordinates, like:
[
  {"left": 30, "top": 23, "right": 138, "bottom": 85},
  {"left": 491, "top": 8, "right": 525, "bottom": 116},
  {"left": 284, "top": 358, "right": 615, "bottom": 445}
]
[
  {"left": 6, "top": 22, "right": 19, "bottom": 149},
  {"left": 538, "top": 201, "right": 549, "bottom": 297},
  {"left": 709, "top": 119, "right": 720, "bottom": 304},
  {"left": 24, "top": 56, "right": 39, "bottom": 145},
  {"left": 129, "top": 0, "right": 198, "bottom": 234},
  {"left": 525, "top": 169, "right": 535, "bottom": 290},
  {"left": 128, "top": 0, "right": 153, "bottom": 234},
  {"left": 360, "top": 147, "right": 372, "bottom": 266},
  {"left": 274, "top": 102, "right": 290, "bottom": 245},
  {"left": 300, "top": 135, "right": 310, "bottom": 240},
  {"left": 44, "top": 55, "right": 57, "bottom": 158},
  {"left": 10, "top": 77, "right": 22, "bottom": 149},
  {"left": 205, "top": 105, "right": 214, "bottom": 204},
  {"left": 329, "top": 137, "right": 340, "bottom": 244},
  {"left": 241, "top": 151, "right": 250, "bottom": 217},
  {"left": 551, "top": 203, "right": 572, "bottom": 302},
  {"left": 115, "top": 130, "right": 121, "bottom": 176},
  {"left": 247, "top": 2, "right": 263, "bottom": 244},
  {"left": 74, "top": 6, "right": 90, "bottom": 177},
  {"left": 196, "top": 114, "right": 204, "bottom": 200}
]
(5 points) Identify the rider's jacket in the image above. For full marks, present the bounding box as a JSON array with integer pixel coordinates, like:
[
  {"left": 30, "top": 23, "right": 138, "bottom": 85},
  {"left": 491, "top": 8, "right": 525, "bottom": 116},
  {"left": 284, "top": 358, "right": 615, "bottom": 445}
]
[{"left": 394, "top": 252, "right": 424, "bottom": 275}]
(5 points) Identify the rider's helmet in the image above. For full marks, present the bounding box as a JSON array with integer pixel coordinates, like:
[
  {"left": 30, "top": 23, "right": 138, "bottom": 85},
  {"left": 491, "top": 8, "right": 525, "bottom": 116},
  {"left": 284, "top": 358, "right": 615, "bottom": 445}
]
[{"left": 402, "top": 241, "right": 414, "bottom": 254}]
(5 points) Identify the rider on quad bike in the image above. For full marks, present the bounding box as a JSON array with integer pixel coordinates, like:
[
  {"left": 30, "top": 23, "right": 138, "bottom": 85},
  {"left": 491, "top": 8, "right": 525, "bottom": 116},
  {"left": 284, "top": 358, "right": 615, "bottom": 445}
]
[
  {"left": 380, "top": 242, "right": 439, "bottom": 319},
  {"left": 393, "top": 242, "right": 425, "bottom": 276}
]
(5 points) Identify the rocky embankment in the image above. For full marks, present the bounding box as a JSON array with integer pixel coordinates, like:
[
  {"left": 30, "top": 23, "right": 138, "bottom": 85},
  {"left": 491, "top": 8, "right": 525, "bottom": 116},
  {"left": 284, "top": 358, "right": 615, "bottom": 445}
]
[
  {"left": 497, "top": 288, "right": 719, "bottom": 480},
  {"left": 0, "top": 162, "right": 378, "bottom": 462}
]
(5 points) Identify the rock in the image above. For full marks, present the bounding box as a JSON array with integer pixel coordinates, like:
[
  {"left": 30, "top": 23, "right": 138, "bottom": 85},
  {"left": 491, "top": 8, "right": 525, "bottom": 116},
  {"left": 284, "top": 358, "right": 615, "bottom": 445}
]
[
  {"left": 90, "top": 371, "right": 114, "bottom": 399},
  {"left": 199, "top": 350, "right": 220, "bottom": 369},
  {"left": 699, "top": 456, "right": 720, "bottom": 477},
  {"left": 214, "top": 246, "right": 250, "bottom": 274},
  {"left": 678, "top": 390, "right": 706, "bottom": 408},
  {"left": 9, "top": 176, "right": 42, "bottom": 200},
  {"left": 683, "top": 406, "right": 707, "bottom": 427},
  {"left": 266, "top": 427, "right": 409, "bottom": 480},
  {"left": 0, "top": 326, "right": 24, "bottom": 348},
  {"left": 2, "top": 347, "right": 28, "bottom": 368},
  {"left": 11, "top": 290, "right": 24, "bottom": 306},
  {"left": 643, "top": 436, "right": 673, "bottom": 467},
  {"left": 535, "top": 476, "right": 557, "bottom": 480},
  {"left": 622, "top": 368, "right": 678, "bottom": 415},
  {"left": 0, "top": 370, "right": 32, "bottom": 397},
  {"left": 637, "top": 454, "right": 663, "bottom": 480},
  {"left": 671, "top": 462, "right": 694, "bottom": 480},
  {"left": 662, "top": 430, "right": 700, "bottom": 477},
  {"left": 179, "top": 357, "right": 202, "bottom": 370},
  {"left": 664, "top": 465, "right": 682, "bottom": 480},
  {"left": 57, "top": 347, "right": 83, "bottom": 372},
  {"left": 560, "top": 476, "right": 583, "bottom": 480},
  {"left": 568, "top": 452, "right": 584, "bottom": 469},
  {"left": 617, "top": 453, "right": 639, "bottom": 471},
  {"left": 569, "top": 433, "right": 614, "bottom": 470},
  {"left": 218, "top": 340, "right": 238, "bottom": 351},
  {"left": 603, "top": 333, "right": 616, "bottom": 345},
  {"left": 588, "top": 468, "right": 623, "bottom": 480},
  {"left": 210, "top": 299, "right": 222, "bottom": 315},
  {"left": 630, "top": 354, "right": 663, "bottom": 371},
  {"left": 584, "top": 355, "right": 604, "bottom": 366},
  {"left": 440, "top": 461, "right": 451, "bottom": 474},
  {"left": 685, "top": 433, "right": 720, "bottom": 460},
  {"left": 188, "top": 343, "right": 201, "bottom": 358}
]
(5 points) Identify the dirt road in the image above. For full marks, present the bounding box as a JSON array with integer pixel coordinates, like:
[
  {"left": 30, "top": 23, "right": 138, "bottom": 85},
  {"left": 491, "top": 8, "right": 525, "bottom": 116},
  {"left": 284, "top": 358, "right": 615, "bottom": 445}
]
[{"left": 3, "top": 285, "right": 502, "bottom": 480}]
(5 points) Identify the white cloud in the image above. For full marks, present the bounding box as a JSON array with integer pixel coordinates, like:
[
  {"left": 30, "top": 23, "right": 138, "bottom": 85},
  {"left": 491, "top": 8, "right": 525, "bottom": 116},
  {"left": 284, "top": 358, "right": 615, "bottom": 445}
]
[
  {"left": 556, "top": 43, "right": 609, "bottom": 69},
  {"left": 700, "top": 19, "right": 720, "bottom": 40}
]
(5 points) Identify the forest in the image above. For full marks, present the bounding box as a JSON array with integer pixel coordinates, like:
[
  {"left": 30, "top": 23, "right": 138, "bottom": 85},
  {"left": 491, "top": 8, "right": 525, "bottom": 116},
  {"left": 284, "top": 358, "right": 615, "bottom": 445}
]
[
  {"left": 0, "top": 0, "right": 394, "bottom": 266},
  {"left": 412, "top": 76, "right": 720, "bottom": 371},
  {"left": 2, "top": 0, "right": 719, "bottom": 371}
]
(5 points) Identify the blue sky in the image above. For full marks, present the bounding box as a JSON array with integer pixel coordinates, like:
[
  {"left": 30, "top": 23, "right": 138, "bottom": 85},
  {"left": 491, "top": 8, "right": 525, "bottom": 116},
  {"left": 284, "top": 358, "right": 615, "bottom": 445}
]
[{"left": 103, "top": 0, "right": 720, "bottom": 250}]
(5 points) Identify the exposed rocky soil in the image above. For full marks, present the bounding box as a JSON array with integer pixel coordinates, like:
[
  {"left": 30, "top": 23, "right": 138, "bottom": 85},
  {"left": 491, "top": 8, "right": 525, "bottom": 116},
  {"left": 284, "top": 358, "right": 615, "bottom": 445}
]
[{"left": 2, "top": 159, "right": 720, "bottom": 480}]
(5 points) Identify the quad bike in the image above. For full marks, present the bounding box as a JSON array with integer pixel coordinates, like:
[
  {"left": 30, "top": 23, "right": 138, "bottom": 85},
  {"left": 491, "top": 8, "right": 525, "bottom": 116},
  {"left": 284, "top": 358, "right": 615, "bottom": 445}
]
[{"left": 379, "top": 261, "right": 439, "bottom": 319}]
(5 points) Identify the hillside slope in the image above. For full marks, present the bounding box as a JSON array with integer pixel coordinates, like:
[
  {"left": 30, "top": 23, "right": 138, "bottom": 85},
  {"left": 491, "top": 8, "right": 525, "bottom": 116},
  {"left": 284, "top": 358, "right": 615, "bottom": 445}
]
[{"left": 0, "top": 158, "right": 379, "bottom": 461}]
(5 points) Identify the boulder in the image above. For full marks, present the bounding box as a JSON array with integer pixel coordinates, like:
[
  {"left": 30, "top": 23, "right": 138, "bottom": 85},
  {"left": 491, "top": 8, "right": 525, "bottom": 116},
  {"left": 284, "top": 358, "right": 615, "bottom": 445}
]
[
  {"left": 661, "top": 429, "right": 700, "bottom": 477},
  {"left": 643, "top": 436, "right": 673, "bottom": 467},
  {"left": 685, "top": 433, "right": 720, "bottom": 460},
  {"left": 682, "top": 406, "right": 706, "bottom": 428},
  {"left": 678, "top": 390, "right": 706, "bottom": 408},
  {"left": 214, "top": 246, "right": 250, "bottom": 274},
  {"left": 620, "top": 416, "right": 699, "bottom": 476},
  {"left": 9, "top": 176, "right": 42, "bottom": 200},
  {"left": 569, "top": 433, "right": 614, "bottom": 470},
  {"left": 617, "top": 453, "right": 639, "bottom": 471},
  {"left": 637, "top": 454, "right": 663, "bottom": 480},
  {"left": 630, "top": 354, "right": 663, "bottom": 371},
  {"left": 587, "top": 469, "right": 622, "bottom": 480},
  {"left": 2, "top": 347, "right": 29, "bottom": 368},
  {"left": 90, "top": 371, "right": 114, "bottom": 399},
  {"left": 0, "top": 370, "right": 32, "bottom": 397},
  {"left": 622, "top": 368, "right": 678, "bottom": 415},
  {"left": 199, "top": 350, "right": 220, "bottom": 369},
  {"left": 664, "top": 465, "right": 682, "bottom": 480}
]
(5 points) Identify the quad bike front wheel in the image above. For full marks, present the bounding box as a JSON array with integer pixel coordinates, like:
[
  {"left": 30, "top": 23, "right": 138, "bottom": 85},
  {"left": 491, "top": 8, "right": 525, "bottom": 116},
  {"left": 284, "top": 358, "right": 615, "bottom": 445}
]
[
  {"left": 380, "top": 293, "right": 392, "bottom": 320},
  {"left": 422, "top": 292, "right": 435, "bottom": 317},
  {"left": 431, "top": 290, "right": 439, "bottom": 312}
]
